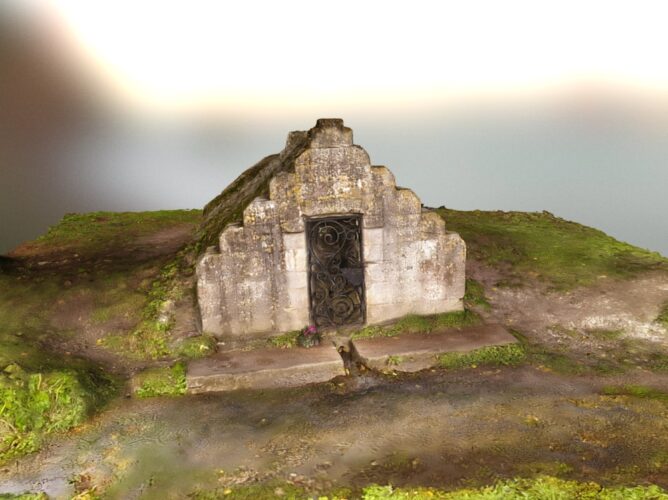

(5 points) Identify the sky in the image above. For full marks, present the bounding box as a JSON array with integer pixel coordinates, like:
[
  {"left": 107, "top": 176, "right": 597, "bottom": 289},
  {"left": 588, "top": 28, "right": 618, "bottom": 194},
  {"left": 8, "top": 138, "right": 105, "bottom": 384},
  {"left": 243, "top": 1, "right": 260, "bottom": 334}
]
[{"left": 1, "top": 0, "right": 667, "bottom": 256}]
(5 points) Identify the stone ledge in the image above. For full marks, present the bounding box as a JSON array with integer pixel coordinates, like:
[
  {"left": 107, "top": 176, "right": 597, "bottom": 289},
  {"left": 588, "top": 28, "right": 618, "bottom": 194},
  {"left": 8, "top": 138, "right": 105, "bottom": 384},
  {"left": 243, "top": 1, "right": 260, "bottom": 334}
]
[{"left": 186, "top": 324, "right": 518, "bottom": 394}]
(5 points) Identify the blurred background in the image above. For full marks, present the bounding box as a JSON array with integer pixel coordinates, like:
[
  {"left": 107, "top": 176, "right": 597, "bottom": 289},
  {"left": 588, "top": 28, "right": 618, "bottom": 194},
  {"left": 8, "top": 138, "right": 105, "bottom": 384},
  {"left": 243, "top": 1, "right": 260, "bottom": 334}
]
[{"left": 1, "top": 0, "right": 667, "bottom": 255}]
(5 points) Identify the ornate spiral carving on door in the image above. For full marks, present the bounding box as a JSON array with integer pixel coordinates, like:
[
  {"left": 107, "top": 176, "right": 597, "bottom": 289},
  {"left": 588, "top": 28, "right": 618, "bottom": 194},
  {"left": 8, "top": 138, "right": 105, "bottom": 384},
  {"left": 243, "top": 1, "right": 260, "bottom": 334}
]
[{"left": 306, "top": 215, "right": 365, "bottom": 329}]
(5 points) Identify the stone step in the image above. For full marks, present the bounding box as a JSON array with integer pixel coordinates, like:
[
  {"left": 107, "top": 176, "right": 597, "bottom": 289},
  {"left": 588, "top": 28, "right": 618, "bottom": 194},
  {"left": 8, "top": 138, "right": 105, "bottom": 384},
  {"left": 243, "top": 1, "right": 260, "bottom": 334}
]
[
  {"left": 186, "top": 324, "right": 518, "bottom": 394},
  {"left": 354, "top": 323, "right": 517, "bottom": 372},
  {"left": 186, "top": 343, "right": 345, "bottom": 394}
]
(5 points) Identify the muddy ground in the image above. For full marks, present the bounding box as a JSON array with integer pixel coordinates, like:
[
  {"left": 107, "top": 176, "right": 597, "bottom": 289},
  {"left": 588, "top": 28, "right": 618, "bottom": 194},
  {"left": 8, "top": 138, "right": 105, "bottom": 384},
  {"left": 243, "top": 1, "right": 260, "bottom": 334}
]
[{"left": 3, "top": 365, "right": 668, "bottom": 498}]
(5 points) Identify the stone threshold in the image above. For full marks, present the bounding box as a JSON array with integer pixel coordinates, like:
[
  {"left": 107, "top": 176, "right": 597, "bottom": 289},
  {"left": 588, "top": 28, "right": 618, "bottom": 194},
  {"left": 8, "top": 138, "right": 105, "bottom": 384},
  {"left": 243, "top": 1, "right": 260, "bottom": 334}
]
[{"left": 186, "top": 324, "right": 517, "bottom": 394}]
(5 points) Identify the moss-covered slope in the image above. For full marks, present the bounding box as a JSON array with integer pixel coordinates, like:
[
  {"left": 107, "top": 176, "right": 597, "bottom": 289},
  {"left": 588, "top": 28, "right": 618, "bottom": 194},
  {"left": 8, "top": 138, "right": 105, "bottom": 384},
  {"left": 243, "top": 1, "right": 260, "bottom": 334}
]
[{"left": 438, "top": 208, "right": 667, "bottom": 289}]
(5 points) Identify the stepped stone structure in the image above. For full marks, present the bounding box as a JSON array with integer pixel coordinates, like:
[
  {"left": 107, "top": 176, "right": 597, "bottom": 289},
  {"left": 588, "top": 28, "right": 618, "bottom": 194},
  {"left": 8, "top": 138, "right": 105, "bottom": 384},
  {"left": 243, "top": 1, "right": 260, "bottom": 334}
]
[{"left": 197, "top": 119, "right": 465, "bottom": 338}]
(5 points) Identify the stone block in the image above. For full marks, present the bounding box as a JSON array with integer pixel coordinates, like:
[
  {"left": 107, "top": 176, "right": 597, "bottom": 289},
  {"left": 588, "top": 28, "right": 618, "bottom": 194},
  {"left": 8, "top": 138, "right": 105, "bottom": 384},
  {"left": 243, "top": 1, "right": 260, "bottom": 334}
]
[
  {"left": 365, "top": 281, "right": 398, "bottom": 305},
  {"left": 285, "top": 271, "right": 308, "bottom": 290},
  {"left": 364, "top": 262, "right": 387, "bottom": 283},
  {"left": 283, "top": 232, "right": 306, "bottom": 251},
  {"left": 287, "top": 287, "right": 310, "bottom": 309},
  {"left": 284, "top": 248, "right": 307, "bottom": 272}
]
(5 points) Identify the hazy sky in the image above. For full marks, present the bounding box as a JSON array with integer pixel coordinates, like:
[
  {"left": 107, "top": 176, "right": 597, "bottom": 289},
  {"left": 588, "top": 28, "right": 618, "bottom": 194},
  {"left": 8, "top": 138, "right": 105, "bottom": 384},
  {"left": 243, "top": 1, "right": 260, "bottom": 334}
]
[{"left": 1, "top": 1, "right": 667, "bottom": 256}]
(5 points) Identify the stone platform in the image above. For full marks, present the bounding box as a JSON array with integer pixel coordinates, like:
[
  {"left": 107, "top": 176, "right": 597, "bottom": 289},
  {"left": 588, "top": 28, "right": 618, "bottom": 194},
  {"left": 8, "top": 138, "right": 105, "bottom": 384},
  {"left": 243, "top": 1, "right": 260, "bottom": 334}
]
[{"left": 186, "top": 324, "right": 517, "bottom": 394}]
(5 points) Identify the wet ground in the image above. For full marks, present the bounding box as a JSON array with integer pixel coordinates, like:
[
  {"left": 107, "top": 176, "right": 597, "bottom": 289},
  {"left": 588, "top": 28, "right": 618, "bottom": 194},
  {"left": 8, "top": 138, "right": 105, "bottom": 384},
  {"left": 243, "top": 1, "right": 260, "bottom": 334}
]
[
  {"left": 2, "top": 213, "right": 668, "bottom": 498},
  {"left": 3, "top": 365, "right": 668, "bottom": 499}
]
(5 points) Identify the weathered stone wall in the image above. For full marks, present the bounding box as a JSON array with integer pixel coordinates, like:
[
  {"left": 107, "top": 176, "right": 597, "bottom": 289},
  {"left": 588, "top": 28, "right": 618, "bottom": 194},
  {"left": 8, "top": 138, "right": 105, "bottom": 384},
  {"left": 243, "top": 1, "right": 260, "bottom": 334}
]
[{"left": 197, "top": 119, "right": 465, "bottom": 337}]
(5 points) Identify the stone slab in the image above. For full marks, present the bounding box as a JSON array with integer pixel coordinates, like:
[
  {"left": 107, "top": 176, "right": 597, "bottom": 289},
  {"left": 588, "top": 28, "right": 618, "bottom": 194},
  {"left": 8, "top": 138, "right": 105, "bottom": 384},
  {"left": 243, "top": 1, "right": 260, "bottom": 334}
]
[
  {"left": 186, "top": 344, "right": 345, "bottom": 394},
  {"left": 355, "top": 324, "right": 518, "bottom": 372},
  {"left": 186, "top": 324, "right": 517, "bottom": 394}
]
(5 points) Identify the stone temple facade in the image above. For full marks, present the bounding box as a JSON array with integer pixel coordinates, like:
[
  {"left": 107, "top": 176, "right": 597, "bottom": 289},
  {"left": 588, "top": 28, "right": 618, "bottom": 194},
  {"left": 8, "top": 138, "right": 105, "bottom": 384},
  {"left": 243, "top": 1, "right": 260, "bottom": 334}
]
[{"left": 197, "top": 119, "right": 465, "bottom": 338}]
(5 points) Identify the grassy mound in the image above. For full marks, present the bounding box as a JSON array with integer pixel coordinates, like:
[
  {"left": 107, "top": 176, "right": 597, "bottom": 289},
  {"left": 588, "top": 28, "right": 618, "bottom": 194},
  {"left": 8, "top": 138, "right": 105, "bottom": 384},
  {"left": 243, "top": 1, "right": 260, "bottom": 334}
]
[
  {"left": 0, "top": 210, "right": 202, "bottom": 461},
  {"left": 438, "top": 208, "right": 667, "bottom": 289},
  {"left": 0, "top": 363, "right": 115, "bottom": 463},
  {"left": 26, "top": 210, "right": 201, "bottom": 258}
]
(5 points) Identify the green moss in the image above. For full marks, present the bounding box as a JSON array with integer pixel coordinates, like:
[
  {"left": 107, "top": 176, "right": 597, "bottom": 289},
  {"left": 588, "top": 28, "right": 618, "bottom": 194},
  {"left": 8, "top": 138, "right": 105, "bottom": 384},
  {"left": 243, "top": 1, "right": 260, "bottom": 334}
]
[
  {"left": 361, "top": 476, "right": 668, "bottom": 499},
  {"left": 586, "top": 328, "right": 624, "bottom": 340},
  {"left": 101, "top": 322, "right": 170, "bottom": 360},
  {"left": 133, "top": 363, "right": 186, "bottom": 398},
  {"left": 393, "top": 315, "right": 432, "bottom": 334},
  {"left": 176, "top": 335, "right": 217, "bottom": 359},
  {"left": 602, "top": 385, "right": 668, "bottom": 402},
  {"left": 437, "top": 343, "right": 526, "bottom": 370},
  {"left": 0, "top": 364, "right": 115, "bottom": 463},
  {"left": 530, "top": 351, "right": 587, "bottom": 375},
  {"left": 100, "top": 257, "right": 191, "bottom": 360},
  {"left": 90, "top": 288, "right": 145, "bottom": 325},
  {"left": 352, "top": 310, "right": 481, "bottom": 340},
  {"left": 386, "top": 355, "right": 404, "bottom": 367},
  {"left": 591, "top": 359, "right": 627, "bottom": 375},
  {"left": 432, "top": 310, "right": 481, "bottom": 330},
  {"left": 656, "top": 301, "right": 668, "bottom": 328},
  {"left": 508, "top": 328, "right": 631, "bottom": 376},
  {"left": 464, "top": 279, "right": 491, "bottom": 310},
  {"left": 438, "top": 208, "right": 667, "bottom": 289},
  {"left": 268, "top": 330, "right": 301, "bottom": 349}
]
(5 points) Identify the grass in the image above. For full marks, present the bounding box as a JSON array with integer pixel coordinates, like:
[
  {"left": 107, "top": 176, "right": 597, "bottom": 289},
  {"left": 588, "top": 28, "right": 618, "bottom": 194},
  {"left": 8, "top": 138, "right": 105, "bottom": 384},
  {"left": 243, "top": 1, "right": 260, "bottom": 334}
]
[
  {"left": 602, "top": 385, "right": 668, "bottom": 402},
  {"left": 0, "top": 364, "right": 115, "bottom": 463},
  {"left": 437, "top": 343, "right": 526, "bottom": 370},
  {"left": 361, "top": 476, "right": 668, "bottom": 499},
  {"left": 438, "top": 208, "right": 667, "bottom": 289},
  {"left": 133, "top": 362, "right": 187, "bottom": 398},
  {"left": 352, "top": 310, "right": 481, "bottom": 340},
  {"left": 189, "top": 476, "right": 668, "bottom": 499},
  {"left": 586, "top": 328, "right": 624, "bottom": 340},
  {"left": 464, "top": 279, "right": 491, "bottom": 310},
  {"left": 268, "top": 330, "right": 301, "bottom": 349},
  {"left": 100, "top": 255, "right": 194, "bottom": 360},
  {"left": 30, "top": 210, "right": 201, "bottom": 258},
  {"left": 176, "top": 335, "right": 217, "bottom": 359}
]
